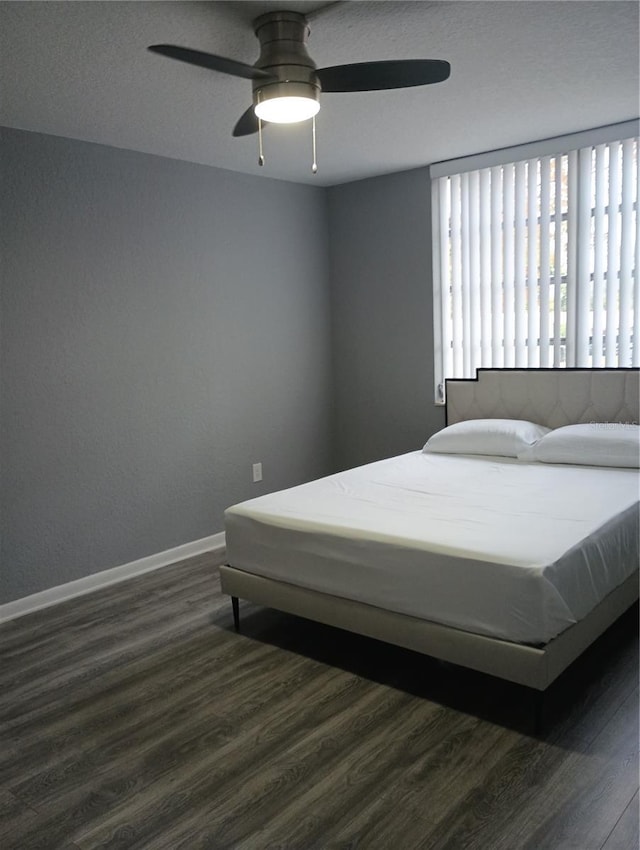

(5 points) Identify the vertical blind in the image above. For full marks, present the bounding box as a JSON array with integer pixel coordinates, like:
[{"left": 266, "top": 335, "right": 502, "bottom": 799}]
[{"left": 432, "top": 135, "right": 639, "bottom": 401}]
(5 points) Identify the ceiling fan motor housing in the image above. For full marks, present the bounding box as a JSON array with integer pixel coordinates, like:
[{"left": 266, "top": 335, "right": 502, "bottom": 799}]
[{"left": 252, "top": 12, "right": 320, "bottom": 112}]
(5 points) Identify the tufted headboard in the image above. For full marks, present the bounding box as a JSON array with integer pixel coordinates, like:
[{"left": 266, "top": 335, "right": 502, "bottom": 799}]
[{"left": 446, "top": 368, "right": 640, "bottom": 429}]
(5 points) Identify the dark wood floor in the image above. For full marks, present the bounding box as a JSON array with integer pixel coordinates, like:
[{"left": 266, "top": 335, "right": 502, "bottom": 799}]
[{"left": 0, "top": 554, "right": 638, "bottom": 850}]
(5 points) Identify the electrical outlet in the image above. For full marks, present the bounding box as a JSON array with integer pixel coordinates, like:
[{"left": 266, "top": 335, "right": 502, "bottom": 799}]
[{"left": 252, "top": 462, "right": 263, "bottom": 483}]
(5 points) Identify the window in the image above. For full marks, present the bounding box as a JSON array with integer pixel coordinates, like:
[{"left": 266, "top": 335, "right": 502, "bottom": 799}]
[{"left": 431, "top": 124, "right": 639, "bottom": 402}]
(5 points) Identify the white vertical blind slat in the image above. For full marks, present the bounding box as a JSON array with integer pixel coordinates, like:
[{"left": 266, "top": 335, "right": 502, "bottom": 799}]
[
  {"left": 468, "top": 171, "right": 481, "bottom": 375},
  {"left": 514, "top": 161, "right": 527, "bottom": 366},
  {"left": 450, "top": 174, "right": 463, "bottom": 377},
  {"left": 539, "top": 157, "right": 551, "bottom": 366},
  {"left": 576, "top": 147, "right": 593, "bottom": 365},
  {"left": 461, "top": 173, "right": 472, "bottom": 376},
  {"left": 619, "top": 139, "right": 635, "bottom": 367},
  {"left": 435, "top": 178, "right": 453, "bottom": 393},
  {"left": 605, "top": 142, "right": 621, "bottom": 366},
  {"left": 490, "top": 166, "right": 504, "bottom": 366},
  {"left": 503, "top": 163, "right": 516, "bottom": 367},
  {"left": 592, "top": 145, "right": 607, "bottom": 367},
  {"left": 527, "top": 159, "right": 540, "bottom": 365},
  {"left": 552, "top": 155, "right": 564, "bottom": 367},
  {"left": 634, "top": 141, "right": 640, "bottom": 367},
  {"left": 565, "top": 150, "right": 579, "bottom": 366},
  {"left": 479, "top": 168, "right": 492, "bottom": 366}
]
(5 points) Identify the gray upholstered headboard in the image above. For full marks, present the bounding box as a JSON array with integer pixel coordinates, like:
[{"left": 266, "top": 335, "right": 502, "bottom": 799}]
[{"left": 446, "top": 368, "right": 640, "bottom": 429}]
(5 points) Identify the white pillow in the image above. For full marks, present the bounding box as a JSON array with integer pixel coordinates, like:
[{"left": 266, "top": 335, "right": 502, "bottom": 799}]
[
  {"left": 423, "top": 418, "right": 551, "bottom": 458},
  {"left": 522, "top": 423, "right": 640, "bottom": 468}
]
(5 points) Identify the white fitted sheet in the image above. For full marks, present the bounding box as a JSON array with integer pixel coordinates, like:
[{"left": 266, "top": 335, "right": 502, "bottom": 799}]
[{"left": 224, "top": 453, "right": 639, "bottom": 645}]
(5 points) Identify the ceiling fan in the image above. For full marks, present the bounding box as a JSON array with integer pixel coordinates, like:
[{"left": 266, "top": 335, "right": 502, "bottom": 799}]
[{"left": 148, "top": 9, "right": 450, "bottom": 172}]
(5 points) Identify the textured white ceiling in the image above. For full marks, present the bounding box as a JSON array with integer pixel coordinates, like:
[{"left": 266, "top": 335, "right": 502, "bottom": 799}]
[{"left": 1, "top": 1, "right": 638, "bottom": 186}]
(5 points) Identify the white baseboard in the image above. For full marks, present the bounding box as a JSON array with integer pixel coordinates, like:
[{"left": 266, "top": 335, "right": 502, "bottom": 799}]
[{"left": 0, "top": 532, "right": 226, "bottom": 624}]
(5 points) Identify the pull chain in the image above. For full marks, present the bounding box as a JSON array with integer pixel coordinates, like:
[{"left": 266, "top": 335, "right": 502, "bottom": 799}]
[
  {"left": 311, "top": 114, "right": 318, "bottom": 174},
  {"left": 258, "top": 117, "right": 265, "bottom": 167},
  {"left": 257, "top": 115, "right": 317, "bottom": 172}
]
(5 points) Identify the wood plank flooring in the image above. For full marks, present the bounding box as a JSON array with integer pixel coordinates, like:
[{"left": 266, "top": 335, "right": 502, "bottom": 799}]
[{"left": 0, "top": 554, "right": 637, "bottom": 850}]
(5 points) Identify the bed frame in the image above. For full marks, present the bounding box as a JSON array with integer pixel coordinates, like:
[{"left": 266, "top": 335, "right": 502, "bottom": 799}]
[{"left": 220, "top": 368, "right": 639, "bottom": 692}]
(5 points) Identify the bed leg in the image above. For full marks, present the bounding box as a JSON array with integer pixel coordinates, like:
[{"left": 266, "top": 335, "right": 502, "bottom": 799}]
[
  {"left": 231, "top": 596, "right": 240, "bottom": 632},
  {"left": 532, "top": 690, "right": 545, "bottom": 734}
]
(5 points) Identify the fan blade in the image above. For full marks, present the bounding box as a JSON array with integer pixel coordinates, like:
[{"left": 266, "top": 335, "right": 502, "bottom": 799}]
[
  {"left": 148, "top": 45, "right": 273, "bottom": 81},
  {"left": 317, "top": 59, "right": 450, "bottom": 92},
  {"left": 233, "top": 106, "right": 270, "bottom": 137}
]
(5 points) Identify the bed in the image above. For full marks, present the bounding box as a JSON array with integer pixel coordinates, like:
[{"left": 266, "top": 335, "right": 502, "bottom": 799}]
[{"left": 221, "top": 368, "right": 639, "bottom": 692}]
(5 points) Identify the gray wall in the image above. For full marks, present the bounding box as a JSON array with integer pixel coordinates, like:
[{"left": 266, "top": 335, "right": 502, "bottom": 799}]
[
  {"left": 1, "top": 128, "right": 333, "bottom": 603},
  {"left": 327, "top": 168, "right": 445, "bottom": 470}
]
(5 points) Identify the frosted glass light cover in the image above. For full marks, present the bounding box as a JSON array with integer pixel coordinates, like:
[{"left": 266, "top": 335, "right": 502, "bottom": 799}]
[{"left": 254, "top": 96, "right": 320, "bottom": 124}]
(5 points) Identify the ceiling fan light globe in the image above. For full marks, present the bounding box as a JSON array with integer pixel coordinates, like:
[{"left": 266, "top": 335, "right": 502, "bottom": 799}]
[{"left": 254, "top": 96, "right": 320, "bottom": 124}]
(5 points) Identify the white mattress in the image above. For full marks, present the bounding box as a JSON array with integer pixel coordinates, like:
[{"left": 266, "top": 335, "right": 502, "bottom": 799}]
[{"left": 224, "top": 453, "right": 639, "bottom": 645}]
